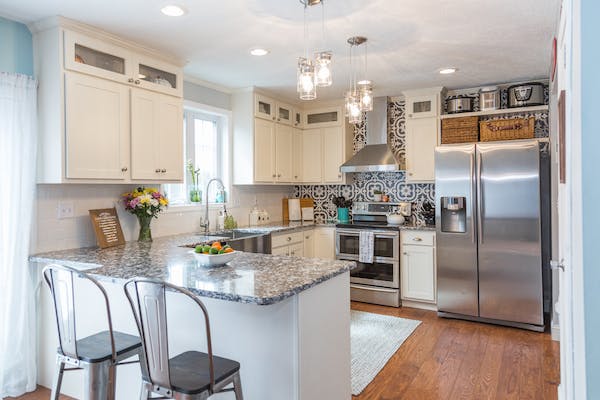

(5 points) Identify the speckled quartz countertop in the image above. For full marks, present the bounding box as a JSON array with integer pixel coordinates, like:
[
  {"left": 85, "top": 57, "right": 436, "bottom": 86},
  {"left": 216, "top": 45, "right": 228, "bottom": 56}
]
[{"left": 30, "top": 232, "right": 355, "bottom": 306}]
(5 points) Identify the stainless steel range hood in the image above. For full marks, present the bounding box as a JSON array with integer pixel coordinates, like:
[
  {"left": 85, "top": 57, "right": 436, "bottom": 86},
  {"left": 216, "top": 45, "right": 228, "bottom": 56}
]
[{"left": 340, "top": 97, "right": 402, "bottom": 173}]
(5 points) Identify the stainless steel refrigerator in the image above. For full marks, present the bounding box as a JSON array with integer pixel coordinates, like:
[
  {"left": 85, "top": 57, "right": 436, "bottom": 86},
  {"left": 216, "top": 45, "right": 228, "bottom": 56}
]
[{"left": 435, "top": 139, "right": 550, "bottom": 332}]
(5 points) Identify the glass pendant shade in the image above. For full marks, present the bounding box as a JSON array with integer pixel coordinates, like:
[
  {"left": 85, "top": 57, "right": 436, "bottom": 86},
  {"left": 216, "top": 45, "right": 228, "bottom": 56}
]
[
  {"left": 358, "top": 81, "right": 373, "bottom": 111},
  {"left": 297, "top": 58, "right": 317, "bottom": 100},
  {"left": 314, "top": 51, "right": 332, "bottom": 87},
  {"left": 345, "top": 90, "right": 363, "bottom": 124}
]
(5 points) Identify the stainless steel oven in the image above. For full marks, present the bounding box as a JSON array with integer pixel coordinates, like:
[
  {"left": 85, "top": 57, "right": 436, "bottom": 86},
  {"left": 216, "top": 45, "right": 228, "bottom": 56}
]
[{"left": 335, "top": 201, "right": 411, "bottom": 307}]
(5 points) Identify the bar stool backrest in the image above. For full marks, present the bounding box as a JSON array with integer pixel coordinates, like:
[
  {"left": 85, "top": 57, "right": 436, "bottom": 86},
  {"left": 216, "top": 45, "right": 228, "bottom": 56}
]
[
  {"left": 42, "top": 264, "right": 116, "bottom": 363},
  {"left": 124, "top": 279, "right": 216, "bottom": 394}
]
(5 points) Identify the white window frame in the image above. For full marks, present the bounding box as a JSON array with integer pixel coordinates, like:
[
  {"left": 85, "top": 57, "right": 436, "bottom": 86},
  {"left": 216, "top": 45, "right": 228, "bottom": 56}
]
[{"left": 163, "top": 100, "right": 232, "bottom": 212}]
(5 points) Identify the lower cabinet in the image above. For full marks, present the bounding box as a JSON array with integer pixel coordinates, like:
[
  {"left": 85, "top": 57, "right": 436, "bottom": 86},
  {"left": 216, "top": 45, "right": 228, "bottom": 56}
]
[
  {"left": 270, "top": 227, "right": 335, "bottom": 259},
  {"left": 401, "top": 230, "right": 436, "bottom": 304},
  {"left": 271, "top": 231, "right": 304, "bottom": 256},
  {"left": 313, "top": 227, "right": 335, "bottom": 260},
  {"left": 303, "top": 229, "right": 314, "bottom": 258}
]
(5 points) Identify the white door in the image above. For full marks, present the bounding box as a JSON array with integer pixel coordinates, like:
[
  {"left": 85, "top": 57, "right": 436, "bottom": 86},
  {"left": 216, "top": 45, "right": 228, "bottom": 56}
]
[
  {"left": 292, "top": 128, "right": 303, "bottom": 182},
  {"left": 155, "top": 94, "right": 183, "bottom": 181},
  {"left": 401, "top": 245, "right": 436, "bottom": 303},
  {"left": 275, "top": 124, "right": 293, "bottom": 182},
  {"left": 405, "top": 117, "right": 438, "bottom": 182},
  {"left": 64, "top": 72, "right": 129, "bottom": 180},
  {"left": 322, "top": 126, "right": 343, "bottom": 183},
  {"left": 302, "top": 129, "right": 322, "bottom": 183},
  {"left": 254, "top": 118, "right": 275, "bottom": 182}
]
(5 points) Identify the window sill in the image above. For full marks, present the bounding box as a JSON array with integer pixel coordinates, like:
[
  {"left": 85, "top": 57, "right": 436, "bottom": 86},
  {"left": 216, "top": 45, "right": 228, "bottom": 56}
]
[{"left": 163, "top": 202, "right": 229, "bottom": 214}]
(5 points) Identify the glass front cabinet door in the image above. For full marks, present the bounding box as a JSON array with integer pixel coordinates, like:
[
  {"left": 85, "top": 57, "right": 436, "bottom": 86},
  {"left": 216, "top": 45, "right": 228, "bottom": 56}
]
[{"left": 133, "top": 54, "right": 183, "bottom": 97}]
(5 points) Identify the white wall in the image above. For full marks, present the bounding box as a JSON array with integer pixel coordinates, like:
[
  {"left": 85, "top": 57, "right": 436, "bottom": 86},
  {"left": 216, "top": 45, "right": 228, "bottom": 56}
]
[{"left": 33, "top": 184, "right": 293, "bottom": 253}]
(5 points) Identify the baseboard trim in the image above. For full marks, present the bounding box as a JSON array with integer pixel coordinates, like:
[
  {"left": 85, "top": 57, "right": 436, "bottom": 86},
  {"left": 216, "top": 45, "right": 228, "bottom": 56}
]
[
  {"left": 401, "top": 300, "right": 438, "bottom": 311},
  {"left": 551, "top": 320, "right": 560, "bottom": 341}
]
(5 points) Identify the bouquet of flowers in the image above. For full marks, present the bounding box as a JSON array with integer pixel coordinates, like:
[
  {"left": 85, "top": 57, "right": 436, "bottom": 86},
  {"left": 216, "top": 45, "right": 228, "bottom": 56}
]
[{"left": 122, "top": 187, "right": 168, "bottom": 241}]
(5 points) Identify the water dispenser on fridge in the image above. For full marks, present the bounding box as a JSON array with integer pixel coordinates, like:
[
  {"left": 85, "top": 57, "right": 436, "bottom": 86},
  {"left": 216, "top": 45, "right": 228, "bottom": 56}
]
[{"left": 440, "top": 197, "right": 466, "bottom": 233}]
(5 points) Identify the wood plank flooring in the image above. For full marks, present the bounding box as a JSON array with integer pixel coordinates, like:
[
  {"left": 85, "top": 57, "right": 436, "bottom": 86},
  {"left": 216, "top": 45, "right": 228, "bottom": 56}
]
[{"left": 10, "top": 303, "right": 560, "bottom": 400}]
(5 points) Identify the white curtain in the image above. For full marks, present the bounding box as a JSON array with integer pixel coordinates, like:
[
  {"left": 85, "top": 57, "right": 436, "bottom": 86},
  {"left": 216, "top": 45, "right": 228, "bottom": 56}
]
[{"left": 0, "top": 73, "right": 38, "bottom": 397}]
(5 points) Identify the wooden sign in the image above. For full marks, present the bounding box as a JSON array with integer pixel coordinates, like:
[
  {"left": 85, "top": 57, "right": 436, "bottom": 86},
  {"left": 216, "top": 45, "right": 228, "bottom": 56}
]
[{"left": 89, "top": 208, "right": 125, "bottom": 248}]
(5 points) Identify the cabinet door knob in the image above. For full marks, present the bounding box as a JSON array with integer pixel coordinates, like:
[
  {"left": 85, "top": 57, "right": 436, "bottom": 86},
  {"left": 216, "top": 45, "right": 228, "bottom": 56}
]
[
  {"left": 272, "top": 174, "right": 276, "bottom": 178},
  {"left": 409, "top": 172, "right": 413, "bottom": 176},
  {"left": 287, "top": 237, "right": 292, "bottom": 242},
  {"left": 128, "top": 78, "right": 134, "bottom": 83},
  {"left": 121, "top": 167, "right": 128, "bottom": 172},
  {"left": 403, "top": 252, "right": 408, "bottom": 255},
  {"left": 155, "top": 168, "right": 161, "bottom": 173},
  {"left": 277, "top": 174, "right": 281, "bottom": 178},
  {"left": 338, "top": 174, "right": 342, "bottom": 178},
  {"left": 277, "top": 118, "right": 281, "bottom": 122},
  {"left": 305, "top": 236, "right": 310, "bottom": 239},
  {"left": 161, "top": 169, "right": 167, "bottom": 173},
  {"left": 272, "top": 116, "right": 276, "bottom": 120},
  {"left": 134, "top": 79, "right": 141, "bottom": 84},
  {"left": 413, "top": 237, "right": 423, "bottom": 242},
  {"left": 294, "top": 175, "right": 298, "bottom": 179}
]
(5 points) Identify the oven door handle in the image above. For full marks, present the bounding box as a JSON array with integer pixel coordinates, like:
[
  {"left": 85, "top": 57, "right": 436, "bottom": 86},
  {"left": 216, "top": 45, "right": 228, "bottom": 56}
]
[{"left": 350, "top": 284, "right": 399, "bottom": 293}]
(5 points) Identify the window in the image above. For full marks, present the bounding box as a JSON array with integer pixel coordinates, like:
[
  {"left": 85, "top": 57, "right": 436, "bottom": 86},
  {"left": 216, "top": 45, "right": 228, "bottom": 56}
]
[{"left": 164, "top": 105, "right": 230, "bottom": 205}]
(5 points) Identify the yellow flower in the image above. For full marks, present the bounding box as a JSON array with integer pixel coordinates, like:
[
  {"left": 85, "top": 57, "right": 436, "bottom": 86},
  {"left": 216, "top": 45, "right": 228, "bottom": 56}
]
[{"left": 159, "top": 198, "right": 168, "bottom": 206}]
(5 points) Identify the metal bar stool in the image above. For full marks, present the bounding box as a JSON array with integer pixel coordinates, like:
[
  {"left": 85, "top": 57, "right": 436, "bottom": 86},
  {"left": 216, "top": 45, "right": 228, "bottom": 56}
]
[
  {"left": 43, "top": 264, "right": 143, "bottom": 400},
  {"left": 124, "top": 278, "right": 243, "bottom": 400}
]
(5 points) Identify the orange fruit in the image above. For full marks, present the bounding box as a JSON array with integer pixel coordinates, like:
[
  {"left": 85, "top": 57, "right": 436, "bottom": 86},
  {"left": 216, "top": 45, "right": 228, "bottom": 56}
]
[
  {"left": 211, "top": 242, "right": 222, "bottom": 250},
  {"left": 224, "top": 247, "right": 234, "bottom": 253}
]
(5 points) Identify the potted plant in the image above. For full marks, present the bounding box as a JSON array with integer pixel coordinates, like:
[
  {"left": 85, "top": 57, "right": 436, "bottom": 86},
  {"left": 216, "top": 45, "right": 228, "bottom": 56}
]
[
  {"left": 332, "top": 196, "right": 352, "bottom": 222},
  {"left": 373, "top": 190, "right": 383, "bottom": 202},
  {"left": 186, "top": 160, "right": 202, "bottom": 203},
  {"left": 122, "top": 187, "right": 169, "bottom": 242}
]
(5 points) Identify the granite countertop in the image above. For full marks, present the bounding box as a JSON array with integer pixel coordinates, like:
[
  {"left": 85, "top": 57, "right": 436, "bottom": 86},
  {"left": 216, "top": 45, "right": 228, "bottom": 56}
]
[{"left": 30, "top": 232, "right": 355, "bottom": 306}]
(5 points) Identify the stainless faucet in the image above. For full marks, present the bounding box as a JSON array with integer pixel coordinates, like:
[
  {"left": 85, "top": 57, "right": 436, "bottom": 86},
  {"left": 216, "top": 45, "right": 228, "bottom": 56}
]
[{"left": 203, "top": 178, "right": 225, "bottom": 234}]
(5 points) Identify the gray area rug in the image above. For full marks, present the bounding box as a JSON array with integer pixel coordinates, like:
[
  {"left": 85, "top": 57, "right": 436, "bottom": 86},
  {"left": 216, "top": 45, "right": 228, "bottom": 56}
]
[{"left": 351, "top": 310, "right": 421, "bottom": 395}]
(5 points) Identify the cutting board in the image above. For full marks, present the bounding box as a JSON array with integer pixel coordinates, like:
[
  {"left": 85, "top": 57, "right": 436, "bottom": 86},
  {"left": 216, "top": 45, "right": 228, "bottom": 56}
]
[{"left": 282, "top": 198, "right": 314, "bottom": 222}]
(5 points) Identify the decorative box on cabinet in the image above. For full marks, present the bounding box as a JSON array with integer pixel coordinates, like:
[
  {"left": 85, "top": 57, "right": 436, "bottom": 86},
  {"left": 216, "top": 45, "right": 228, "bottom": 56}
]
[
  {"left": 401, "top": 230, "right": 437, "bottom": 308},
  {"left": 32, "top": 16, "right": 184, "bottom": 183}
]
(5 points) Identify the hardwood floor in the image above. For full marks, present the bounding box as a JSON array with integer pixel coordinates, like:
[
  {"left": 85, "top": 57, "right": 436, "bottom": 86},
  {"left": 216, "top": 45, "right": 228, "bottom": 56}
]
[
  {"left": 11, "top": 303, "right": 560, "bottom": 400},
  {"left": 351, "top": 302, "right": 560, "bottom": 400}
]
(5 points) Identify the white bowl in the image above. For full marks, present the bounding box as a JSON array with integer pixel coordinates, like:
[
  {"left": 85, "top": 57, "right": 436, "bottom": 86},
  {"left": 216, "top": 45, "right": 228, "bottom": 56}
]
[
  {"left": 386, "top": 214, "right": 405, "bottom": 225},
  {"left": 189, "top": 250, "right": 237, "bottom": 266}
]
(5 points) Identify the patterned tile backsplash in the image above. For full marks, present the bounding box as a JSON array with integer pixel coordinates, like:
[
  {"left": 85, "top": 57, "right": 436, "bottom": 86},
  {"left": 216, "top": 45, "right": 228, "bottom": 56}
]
[{"left": 294, "top": 83, "right": 549, "bottom": 224}]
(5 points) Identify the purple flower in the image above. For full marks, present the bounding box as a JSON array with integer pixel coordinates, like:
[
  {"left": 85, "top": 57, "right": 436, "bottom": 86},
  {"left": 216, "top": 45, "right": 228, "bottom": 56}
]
[{"left": 152, "top": 192, "right": 161, "bottom": 199}]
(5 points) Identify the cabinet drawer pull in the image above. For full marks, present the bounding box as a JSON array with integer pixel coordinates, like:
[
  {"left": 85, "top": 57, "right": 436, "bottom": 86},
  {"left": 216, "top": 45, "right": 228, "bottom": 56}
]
[
  {"left": 121, "top": 167, "right": 128, "bottom": 172},
  {"left": 403, "top": 252, "right": 408, "bottom": 255},
  {"left": 272, "top": 116, "right": 276, "bottom": 120},
  {"left": 161, "top": 169, "right": 167, "bottom": 173},
  {"left": 272, "top": 174, "right": 276, "bottom": 178},
  {"left": 128, "top": 78, "right": 134, "bottom": 83},
  {"left": 134, "top": 79, "right": 141, "bottom": 84},
  {"left": 277, "top": 174, "right": 281, "bottom": 178},
  {"left": 412, "top": 237, "right": 423, "bottom": 242},
  {"left": 338, "top": 174, "right": 342, "bottom": 178},
  {"left": 155, "top": 168, "right": 161, "bottom": 173},
  {"left": 305, "top": 236, "right": 310, "bottom": 239}
]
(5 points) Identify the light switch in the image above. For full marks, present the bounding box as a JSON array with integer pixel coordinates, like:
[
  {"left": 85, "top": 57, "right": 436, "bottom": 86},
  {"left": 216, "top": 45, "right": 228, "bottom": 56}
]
[{"left": 57, "top": 201, "right": 74, "bottom": 219}]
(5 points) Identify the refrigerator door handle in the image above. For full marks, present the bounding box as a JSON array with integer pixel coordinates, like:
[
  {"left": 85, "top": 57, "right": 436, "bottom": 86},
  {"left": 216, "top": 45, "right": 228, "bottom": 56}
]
[
  {"left": 476, "top": 151, "right": 484, "bottom": 244},
  {"left": 470, "top": 151, "right": 476, "bottom": 243}
]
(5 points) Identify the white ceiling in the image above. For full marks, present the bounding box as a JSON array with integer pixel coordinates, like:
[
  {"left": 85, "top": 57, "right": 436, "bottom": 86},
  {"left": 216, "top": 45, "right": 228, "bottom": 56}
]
[{"left": 1, "top": 0, "right": 561, "bottom": 103}]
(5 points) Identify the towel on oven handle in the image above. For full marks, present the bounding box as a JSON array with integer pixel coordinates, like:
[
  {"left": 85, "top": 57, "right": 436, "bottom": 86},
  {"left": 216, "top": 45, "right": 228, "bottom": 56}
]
[{"left": 359, "top": 231, "right": 374, "bottom": 264}]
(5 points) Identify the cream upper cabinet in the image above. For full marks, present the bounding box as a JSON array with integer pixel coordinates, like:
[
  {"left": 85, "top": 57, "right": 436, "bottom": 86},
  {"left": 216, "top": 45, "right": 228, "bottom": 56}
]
[
  {"left": 64, "top": 29, "right": 183, "bottom": 97},
  {"left": 292, "top": 128, "right": 303, "bottom": 183},
  {"left": 254, "top": 94, "right": 276, "bottom": 121},
  {"left": 302, "top": 129, "right": 323, "bottom": 183},
  {"left": 303, "top": 106, "right": 342, "bottom": 128},
  {"left": 293, "top": 108, "right": 304, "bottom": 128},
  {"left": 322, "top": 127, "right": 345, "bottom": 183},
  {"left": 33, "top": 18, "right": 184, "bottom": 183},
  {"left": 401, "top": 230, "right": 437, "bottom": 304},
  {"left": 254, "top": 118, "right": 276, "bottom": 182},
  {"left": 276, "top": 102, "right": 294, "bottom": 126},
  {"left": 405, "top": 117, "right": 439, "bottom": 182},
  {"left": 275, "top": 124, "right": 293, "bottom": 182},
  {"left": 64, "top": 72, "right": 129, "bottom": 180},
  {"left": 130, "top": 88, "right": 183, "bottom": 181},
  {"left": 403, "top": 87, "right": 444, "bottom": 183}
]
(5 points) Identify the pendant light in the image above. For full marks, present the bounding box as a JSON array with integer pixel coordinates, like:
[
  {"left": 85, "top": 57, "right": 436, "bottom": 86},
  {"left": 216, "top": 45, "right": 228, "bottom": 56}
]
[
  {"left": 345, "top": 36, "right": 369, "bottom": 124},
  {"left": 297, "top": 0, "right": 332, "bottom": 100}
]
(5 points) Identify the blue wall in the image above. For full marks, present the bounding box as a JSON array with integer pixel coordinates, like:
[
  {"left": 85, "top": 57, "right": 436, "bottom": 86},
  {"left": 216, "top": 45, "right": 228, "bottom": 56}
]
[
  {"left": 581, "top": 0, "right": 600, "bottom": 398},
  {"left": 0, "top": 16, "right": 33, "bottom": 75}
]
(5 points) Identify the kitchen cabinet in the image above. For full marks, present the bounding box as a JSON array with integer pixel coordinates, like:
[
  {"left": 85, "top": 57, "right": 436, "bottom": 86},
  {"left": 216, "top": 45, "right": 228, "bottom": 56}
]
[
  {"left": 303, "top": 230, "right": 314, "bottom": 258},
  {"left": 33, "top": 18, "right": 184, "bottom": 183},
  {"left": 130, "top": 88, "right": 183, "bottom": 181},
  {"left": 301, "top": 126, "right": 352, "bottom": 184},
  {"left": 313, "top": 227, "right": 336, "bottom": 260},
  {"left": 302, "top": 129, "right": 323, "bottom": 183},
  {"left": 293, "top": 108, "right": 304, "bottom": 128},
  {"left": 64, "top": 29, "right": 183, "bottom": 97},
  {"left": 271, "top": 231, "right": 304, "bottom": 256},
  {"left": 403, "top": 87, "right": 444, "bottom": 183},
  {"left": 253, "top": 119, "right": 292, "bottom": 183},
  {"left": 254, "top": 94, "right": 294, "bottom": 126},
  {"left": 292, "top": 128, "right": 303, "bottom": 182},
  {"left": 401, "top": 230, "right": 436, "bottom": 304},
  {"left": 303, "top": 106, "right": 342, "bottom": 128},
  {"left": 64, "top": 72, "right": 129, "bottom": 180}
]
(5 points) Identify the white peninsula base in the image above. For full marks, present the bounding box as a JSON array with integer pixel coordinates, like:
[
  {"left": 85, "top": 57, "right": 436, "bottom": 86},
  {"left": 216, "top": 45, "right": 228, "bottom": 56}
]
[{"left": 36, "top": 271, "right": 351, "bottom": 400}]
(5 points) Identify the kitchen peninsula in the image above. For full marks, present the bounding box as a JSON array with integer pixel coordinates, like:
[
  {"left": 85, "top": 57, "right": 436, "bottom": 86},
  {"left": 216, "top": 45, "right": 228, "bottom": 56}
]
[{"left": 31, "top": 233, "right": 355, "bottom": 400}]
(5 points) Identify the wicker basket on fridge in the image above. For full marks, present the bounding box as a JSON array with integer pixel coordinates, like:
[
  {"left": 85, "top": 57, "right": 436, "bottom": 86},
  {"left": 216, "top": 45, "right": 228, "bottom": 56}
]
[
  {"left": 441, "top": 116, "right": 479, "bottom": 144},
  {"left": 479, "top": 117, "right": 535, "bottom": 142}
]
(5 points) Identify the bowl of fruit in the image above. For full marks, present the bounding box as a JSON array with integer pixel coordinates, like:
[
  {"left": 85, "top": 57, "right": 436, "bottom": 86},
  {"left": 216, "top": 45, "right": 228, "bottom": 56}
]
[{"left": 190, "top": 241, "right": 236, "bottom": 266}]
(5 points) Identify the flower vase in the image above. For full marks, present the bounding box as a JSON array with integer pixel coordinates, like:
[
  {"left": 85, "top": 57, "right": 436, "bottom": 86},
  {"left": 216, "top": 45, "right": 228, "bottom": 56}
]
[
  {"left": 189, "top": 186, "right": 202, "bottom": 203},
  {"left": 137, "top": 215, "right": 153, "bottom": 242}
]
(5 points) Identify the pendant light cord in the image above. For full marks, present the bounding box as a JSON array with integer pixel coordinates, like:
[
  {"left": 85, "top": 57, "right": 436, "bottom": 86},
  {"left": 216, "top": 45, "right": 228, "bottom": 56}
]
[{"left": 303, "top": 4, "right": 308, "bottom": 59}]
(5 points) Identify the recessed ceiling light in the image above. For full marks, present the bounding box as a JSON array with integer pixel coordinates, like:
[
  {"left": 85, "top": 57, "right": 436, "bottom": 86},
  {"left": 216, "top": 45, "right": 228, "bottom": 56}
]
[
  {"left": 439, "top": 67, "right": 458, "bottom": 75},
  {"left": 161, "top": 5, "right": 186, "bottom": 17},
  {"left": 250, "top": 48, "right": 269, "bottom": 56}
]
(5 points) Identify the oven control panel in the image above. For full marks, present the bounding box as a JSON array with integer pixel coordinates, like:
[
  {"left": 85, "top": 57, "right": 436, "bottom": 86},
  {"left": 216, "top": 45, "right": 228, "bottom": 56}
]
[{"left": 352, "top": 202, "right": 411, "bottom": 216}]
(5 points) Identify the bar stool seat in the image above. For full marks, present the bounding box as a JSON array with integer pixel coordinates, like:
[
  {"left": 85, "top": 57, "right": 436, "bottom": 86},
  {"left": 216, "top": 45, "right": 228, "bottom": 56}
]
[
  {"left": 169, "top": 351, "right": 241, "bottom": 395},
  {"left": 59, "top": 330, "right": 142, "bottom": 363}
]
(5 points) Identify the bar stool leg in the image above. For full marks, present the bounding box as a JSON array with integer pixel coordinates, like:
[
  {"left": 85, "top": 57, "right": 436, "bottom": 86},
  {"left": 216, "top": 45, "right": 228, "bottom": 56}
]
[
  {"left": 107, "top": 364, "right": 117, "bottom": 400},
  {"left": 83, "top": 361, "right": 110, "bottom": 400},
  {"left": 232, "top": 372, "right": 243, "bottom": 400},
  {"left": 50, "top": 357, "right": 65, "bottom": 400}
]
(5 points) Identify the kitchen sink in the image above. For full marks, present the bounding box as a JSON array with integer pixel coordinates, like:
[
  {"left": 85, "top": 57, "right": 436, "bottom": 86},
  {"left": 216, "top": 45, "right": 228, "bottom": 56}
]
[
  {"left": 210, "top": 229, "right": 266, "bottom": 240},
  {"left": 182, "top": 230, "right": 271, "bottom": 254}
]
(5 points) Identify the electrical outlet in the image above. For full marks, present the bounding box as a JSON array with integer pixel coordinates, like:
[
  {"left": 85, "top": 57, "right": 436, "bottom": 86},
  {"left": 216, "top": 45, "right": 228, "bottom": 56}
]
[{"left": 57, "top": 201, "right": 74, "bottom": 219}]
